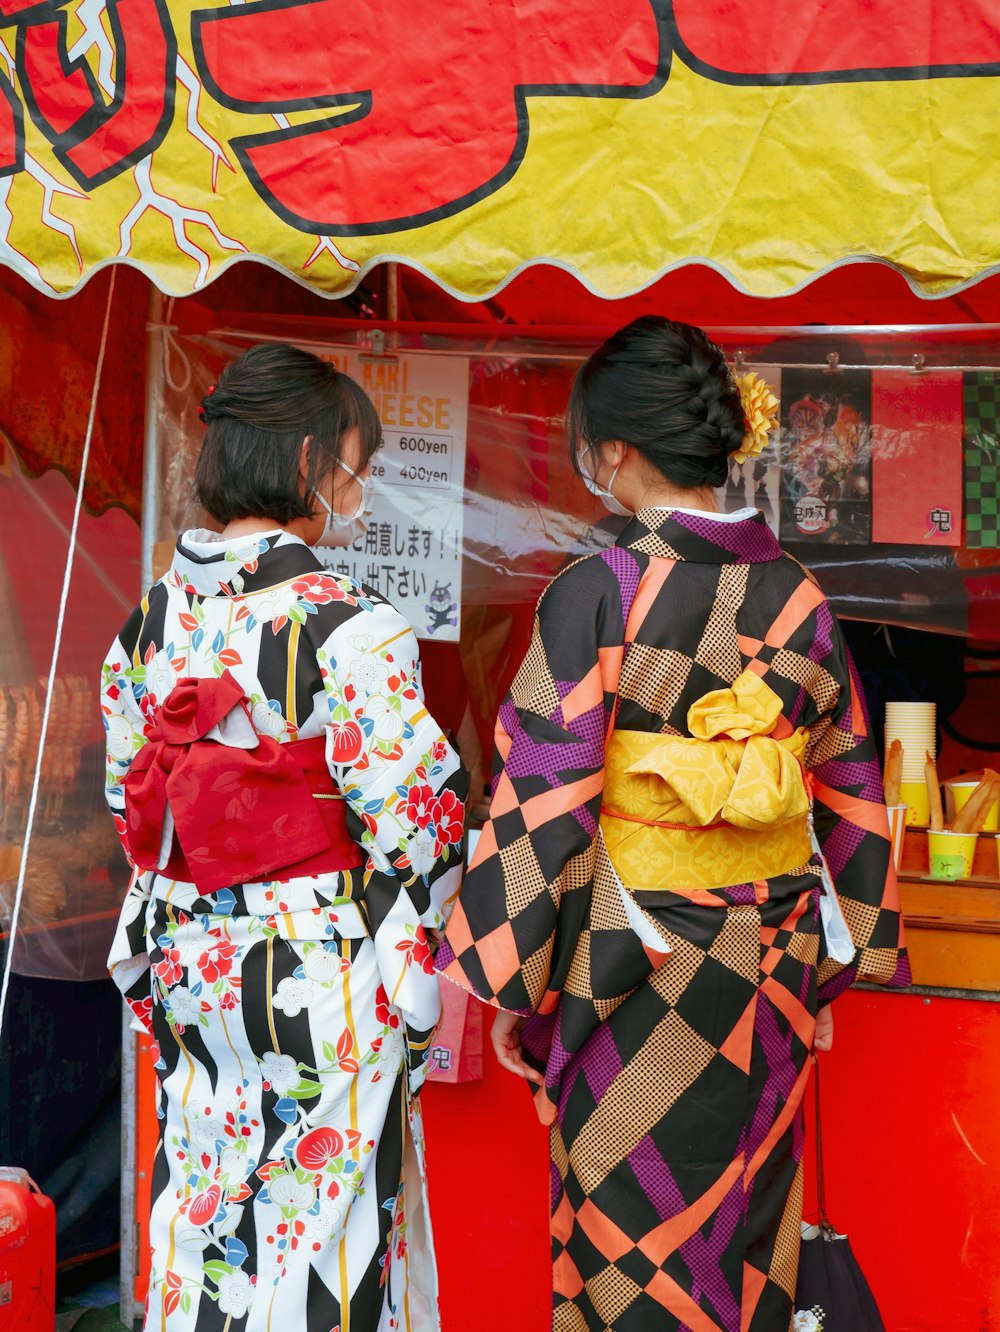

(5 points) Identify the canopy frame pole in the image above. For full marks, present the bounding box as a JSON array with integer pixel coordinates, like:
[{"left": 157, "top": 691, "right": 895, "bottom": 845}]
[
  {"left": 385, "top": 261, "right": 400, "bottom": 346},
  {"left": 119, "top": 1004, "right": 141, "bottom": 1331},
  {"left": 120, "top": 284, "right": 167, "bottom": 1330},
  {"left": 141, "top": 289, "right": 166, "bottom": 589}
]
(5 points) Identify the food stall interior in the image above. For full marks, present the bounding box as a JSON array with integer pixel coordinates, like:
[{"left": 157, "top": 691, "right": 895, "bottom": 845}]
[{"left": 1, "top": 259, "right": 998, "bottom": 1325}]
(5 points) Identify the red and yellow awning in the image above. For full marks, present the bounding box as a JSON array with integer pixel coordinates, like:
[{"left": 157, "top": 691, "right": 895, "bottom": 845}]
[{"left": 0, "top": 0, "right": 998, "bottom": 298}]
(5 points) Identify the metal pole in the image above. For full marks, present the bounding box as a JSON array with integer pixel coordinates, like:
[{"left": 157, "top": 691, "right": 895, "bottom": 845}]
[
  {"left": 140, "top": 289, "right": 166, "bottom": 589},
  {"left": 385, "top": 261, "right": 399, "bottom": 322},
  {"left": 385, "top": 262, "right": 399, "bottom": 347},
  {"left": 120, "top": 285, "right": 166, "bottom": 1329},
  {"left": 119, "top": 1007, "right": 141, "bottom": 1331}
]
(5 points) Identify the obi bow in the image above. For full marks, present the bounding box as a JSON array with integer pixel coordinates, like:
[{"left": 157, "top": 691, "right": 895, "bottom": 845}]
[
  {"left": 612, "top": 670, "right": 811, "bottom": 832},
  {"left": 123, "top": 671, "right": 331, "bottom": 894}
]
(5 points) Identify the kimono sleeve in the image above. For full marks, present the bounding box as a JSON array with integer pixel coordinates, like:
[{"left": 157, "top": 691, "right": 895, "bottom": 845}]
[
  {"left": 100, "top": 608, "right": 150, "bottom": 861},
  {"left": 436, "top": 553, "right": 628, "bottom": 1015},
  {"left": 805, "top": 607, "right": 912, "bottom": 1004},
  {"left": 317, "top": 599, "right": 468, "bottom": 1065},
  {"left": 101, "top": 610, "right": 156, "bottom": 1032}
]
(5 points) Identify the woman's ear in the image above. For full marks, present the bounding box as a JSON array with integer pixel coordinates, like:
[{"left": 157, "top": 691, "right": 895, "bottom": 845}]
[
  {"left": 298, "top": 435, "right": 314, "bottom": 486},
  {"left": 601, "top": 439, "right": 627, "bottom": 470}
]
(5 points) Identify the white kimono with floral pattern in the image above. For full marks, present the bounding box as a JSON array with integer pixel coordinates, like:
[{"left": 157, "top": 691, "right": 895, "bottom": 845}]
[{"left": 102, "top": 529, "right": 466, "bottom": 1332}]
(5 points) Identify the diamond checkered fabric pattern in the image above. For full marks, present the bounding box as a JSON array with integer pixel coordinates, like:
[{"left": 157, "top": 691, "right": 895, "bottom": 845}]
[{"left": 437, "top": 507, "right": 910, "bottom": 1332}]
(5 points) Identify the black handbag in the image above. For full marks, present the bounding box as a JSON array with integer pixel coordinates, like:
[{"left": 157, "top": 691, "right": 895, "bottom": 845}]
[{"left": 794, "top": 1060, "right": 886, "bottom": 1332}]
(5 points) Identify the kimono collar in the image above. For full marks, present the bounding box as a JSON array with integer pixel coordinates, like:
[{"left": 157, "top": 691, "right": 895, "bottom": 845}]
[
  {"left": 169, "top": 528, "right": 323, "bottom": 597},
  {"left": 616, "top": 507, "right": 783, "bottom": 564}
]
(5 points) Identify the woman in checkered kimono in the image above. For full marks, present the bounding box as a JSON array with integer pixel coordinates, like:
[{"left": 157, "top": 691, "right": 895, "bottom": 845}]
[{"left": 437, "top": 317, "right": 909, "bottom": 1332}]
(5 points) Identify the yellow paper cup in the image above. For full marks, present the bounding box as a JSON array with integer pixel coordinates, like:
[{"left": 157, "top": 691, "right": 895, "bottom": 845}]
[
  {"left": 927, "top": 830, "right": 977, "bottom": 881},
  {"left": 885, "top": 805, "right": 907, "bottom": 872},
  {"left": 899, "top": 781, "right": 930, "bottom": 827},
  {"left": 950, "top": 782, "right": 999, "bottom": 832}
]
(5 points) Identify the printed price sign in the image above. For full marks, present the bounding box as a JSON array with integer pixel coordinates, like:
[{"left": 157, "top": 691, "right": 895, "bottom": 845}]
[{"left": 315, "top": 348, "right": 469, "bottom": 640}]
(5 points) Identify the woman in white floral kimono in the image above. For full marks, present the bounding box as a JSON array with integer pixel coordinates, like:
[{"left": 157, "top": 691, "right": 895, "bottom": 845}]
[{"left": 102, "top": 343, "right": 466, "bottom": 1332}]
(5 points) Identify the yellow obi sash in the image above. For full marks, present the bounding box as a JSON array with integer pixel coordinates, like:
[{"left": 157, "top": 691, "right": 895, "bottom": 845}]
[{"left": 601, "top": 669, "right": 813, "bottom": 892}]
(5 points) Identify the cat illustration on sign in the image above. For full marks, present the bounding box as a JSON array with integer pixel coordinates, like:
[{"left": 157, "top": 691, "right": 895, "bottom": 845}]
[{"left": 425, "top": 582, "right": 458, "bottom": 635}]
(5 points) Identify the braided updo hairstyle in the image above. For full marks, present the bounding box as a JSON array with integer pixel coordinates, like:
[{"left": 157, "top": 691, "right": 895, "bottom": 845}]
[
  {"left": 195, "top": 342, "right": 381, "bottom": 525},
  {"left": 567, "top": 316, "right": 744, "bottom": 491}
]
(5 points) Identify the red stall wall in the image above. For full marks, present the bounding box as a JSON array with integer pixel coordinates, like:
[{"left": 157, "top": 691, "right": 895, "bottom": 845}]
[
  {"left": 134, "top": 987, "right": 1000, "bottom": 1329},
  {"left": 422, "top": 988, "right": 1000, "bottom": 1332}
]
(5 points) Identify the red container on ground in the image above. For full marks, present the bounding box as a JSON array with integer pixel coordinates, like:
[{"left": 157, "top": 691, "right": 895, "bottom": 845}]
[{"left": 0, "top": 1168, "right": 55, "bottom": 1331}]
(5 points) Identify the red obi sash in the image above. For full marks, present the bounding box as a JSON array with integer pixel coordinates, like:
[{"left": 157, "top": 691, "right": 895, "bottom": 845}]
[{"left": 123, "top": 671, "right": 364, "bottom": 895}]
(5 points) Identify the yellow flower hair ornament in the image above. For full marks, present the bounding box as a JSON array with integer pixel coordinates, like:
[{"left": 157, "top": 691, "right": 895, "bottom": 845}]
[{"left": 731, "top": 371, "right": 779, "bottom": 465}]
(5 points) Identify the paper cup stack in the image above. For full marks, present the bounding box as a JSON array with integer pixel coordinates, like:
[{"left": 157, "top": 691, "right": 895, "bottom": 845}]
[{"left": 885, "top": 701, "right": 936, "bottom": 826}]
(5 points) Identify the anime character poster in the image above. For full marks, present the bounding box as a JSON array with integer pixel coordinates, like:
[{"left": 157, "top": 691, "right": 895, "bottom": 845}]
[
  {"left": 779, "top": 368, "right": 873, "bottom": 544},
  {"left": 716, "top": 367, "right": 781, "bottom": 534}
]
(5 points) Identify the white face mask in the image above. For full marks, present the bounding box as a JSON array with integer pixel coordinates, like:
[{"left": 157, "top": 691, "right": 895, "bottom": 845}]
[
  {"left": 314, "top": 459, "right": 375, "bottom": 547},
  {"left": 577, "top": 446, "right": 631, "bottom": 517}
]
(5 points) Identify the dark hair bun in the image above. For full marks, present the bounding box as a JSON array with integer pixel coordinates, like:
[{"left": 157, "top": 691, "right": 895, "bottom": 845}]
[
  {"left": 567, "top": 316, "right": 744, "bottom": 491},
  {"left": 194, "top": 342, "right": 381, "bottom": 526},
  {"left": 198, "top": 384, "right": 221, "bottom": 425}
]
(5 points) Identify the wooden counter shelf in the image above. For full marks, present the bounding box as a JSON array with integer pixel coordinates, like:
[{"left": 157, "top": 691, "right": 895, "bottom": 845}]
[{"left": 896, "top": 826, "right": 1000, "bottom": 991}]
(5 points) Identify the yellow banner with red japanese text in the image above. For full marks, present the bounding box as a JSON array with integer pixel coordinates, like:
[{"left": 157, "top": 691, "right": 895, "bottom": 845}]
[{"left": 0, "top": 0, "right": 998, "bottom": 298}]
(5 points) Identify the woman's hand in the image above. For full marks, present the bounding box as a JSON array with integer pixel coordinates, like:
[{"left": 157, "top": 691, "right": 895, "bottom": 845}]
[
  {"left": 814, "top": 1005, "right": 834, "bottom": 1053},
  {"left": 491, "top": 1009, "right": 545, "bottom": 1086}
]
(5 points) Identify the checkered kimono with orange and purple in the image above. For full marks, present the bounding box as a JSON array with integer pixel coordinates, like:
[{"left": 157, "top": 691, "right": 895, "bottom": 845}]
[{"left": 437, "top": 507, "right": 909, "bottom": 1332}]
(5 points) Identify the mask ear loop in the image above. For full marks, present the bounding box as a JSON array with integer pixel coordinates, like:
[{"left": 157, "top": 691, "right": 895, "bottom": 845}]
[
  {"left": 333, "top": 459, "right": 369, "bottom": 521},
  {"left": 335, "top": 458, "right": 366, "bottom": 485},
  {"left": 313, "top": 490, "right": 335, "bottom": 519},
  {"left": 576, "top": 441, "right": 598, "bottom": 483}
]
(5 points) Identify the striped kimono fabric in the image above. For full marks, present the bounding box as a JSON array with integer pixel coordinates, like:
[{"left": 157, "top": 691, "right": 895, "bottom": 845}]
[
  {"left": 103, "top": 529, "right": 467, "bottom": 1332},
  {"left": 113, "top": 870, "right": 434, "bottom": 1332}
]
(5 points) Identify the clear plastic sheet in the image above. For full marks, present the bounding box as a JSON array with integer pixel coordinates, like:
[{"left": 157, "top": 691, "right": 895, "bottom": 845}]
[
  {"left": 9, "top": 316, "right": 1000, "bottom": 974},
  {"left": 148, "top": 317, "right": 1000, "bottom": 813},
  {"left": 0, "top": 455, "right": 140, "bottom": 979},
  {"left": 153, "top": 319, "right": 1000, "bottom": 617},
  {"left": 152, "top": 328, "right": 610, "bottom": 608}
]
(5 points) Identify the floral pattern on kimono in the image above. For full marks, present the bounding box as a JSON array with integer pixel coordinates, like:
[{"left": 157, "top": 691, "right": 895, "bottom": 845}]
[{"left": 102, "top": 528, "right": 466, "bottom": 1332}]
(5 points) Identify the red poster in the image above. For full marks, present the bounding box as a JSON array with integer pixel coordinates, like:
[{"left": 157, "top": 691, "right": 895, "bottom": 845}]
[{"left": 871, "top": 371, "right": 963, "bottom": 545}]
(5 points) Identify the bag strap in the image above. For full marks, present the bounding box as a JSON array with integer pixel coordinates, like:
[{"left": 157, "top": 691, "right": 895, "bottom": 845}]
[{"left": 812, "top": 1054, "right": 834, "bottom": 1233}]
